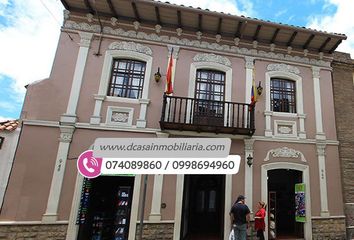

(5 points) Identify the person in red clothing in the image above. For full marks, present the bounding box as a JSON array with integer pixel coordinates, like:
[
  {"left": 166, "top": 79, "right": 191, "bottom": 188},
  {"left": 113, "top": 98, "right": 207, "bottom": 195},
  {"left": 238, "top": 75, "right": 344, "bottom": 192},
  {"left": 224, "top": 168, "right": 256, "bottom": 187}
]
[{"left": 254, "top": 201, "right": 266, "bottom": 240}]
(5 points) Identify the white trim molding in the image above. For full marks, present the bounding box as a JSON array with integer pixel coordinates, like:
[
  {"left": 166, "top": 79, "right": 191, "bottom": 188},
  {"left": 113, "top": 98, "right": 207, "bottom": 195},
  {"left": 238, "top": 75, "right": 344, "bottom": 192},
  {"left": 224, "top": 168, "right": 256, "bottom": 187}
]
[
  {"left": 173, "top": 175, "right": 232, "bottom": 240},
  {"left": 42, "top": 126, "right": 75, "bottom": 223},
  {"left": 267, "top": 63, "right": 300, "bottom": 75},
  {"left": 261, "top": 162, "right": 312, "bottom": 240},
  {"left": 61, "top": 31, "right": 93, "bottom": 124},
  {"left": 173, "top": 175, "right": 184, "bottom": 240},
  {"left": 245, "top": 56, "right": 254, "bottom": 127},
  {"left": 66, "top": 173, "right": 84, "bottom": 240},
  {"left": 312, "top": 66, "right": 326, "bottom": 140},
  {"left": 187, "top": 60, "right": 232, "bottom": 125},
  {"left": 189, "top": 58, "right": 232, "bottom": 101},
  {"left": 264, "top": 146, "right": 307, "bottom": 162},
  {"left": 90, "top": 42, "right": 153, "bottom": 127},
  {"left": 63, "top": 21, "right": 332, "bottom": 68},
  {"left": 274, "top": 120, "right": 297, "bottom": 138},
  {"left": 106, "top": 106, "right": 134, "bottom": 127},
  {"left": 316, "top": 142, "right": 330, "bottom": 217},
  {"left": 244, "top": 139, "right": 254, "bottom": 215},
  {"left": 193, "top": 53, "right": 231, "bottom": 67},
  {"left": 264, "top": 66, "right": 306, "bottom": 139}
]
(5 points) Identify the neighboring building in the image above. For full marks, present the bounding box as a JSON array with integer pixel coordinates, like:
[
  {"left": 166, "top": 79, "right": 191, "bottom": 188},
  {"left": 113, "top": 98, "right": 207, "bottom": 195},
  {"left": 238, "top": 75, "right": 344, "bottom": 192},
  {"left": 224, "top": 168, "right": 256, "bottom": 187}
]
[
  {"left": 332, "top": 52, "right": 354, "bottom": 239},
  {"left": 0, "top": 0, "right": 349, "bottom": 239},
  {"left": 0, "top": 120, "right": 20, "bottom": 210}
]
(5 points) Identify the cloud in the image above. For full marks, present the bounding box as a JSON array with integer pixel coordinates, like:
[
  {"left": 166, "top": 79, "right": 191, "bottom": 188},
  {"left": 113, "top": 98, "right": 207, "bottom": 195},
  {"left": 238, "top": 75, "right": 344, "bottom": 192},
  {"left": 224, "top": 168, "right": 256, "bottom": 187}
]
[
  {"left": 275, "top": 9, "right": 287, "bottom": 18},
  {"left": 307, "top": 0, "right": 354, "bottom": 57},
  {"left": 0, "top": 116, "right": 11, "bottom": 122},
  {"left": 0, "top": 0, "right": 64, "bottom": 93},
  {"left": 165, "top": 0, "right": 255, "bottom": 16},
  {"left": 0, "top": 101, "right": 17, "bottom": 112}
]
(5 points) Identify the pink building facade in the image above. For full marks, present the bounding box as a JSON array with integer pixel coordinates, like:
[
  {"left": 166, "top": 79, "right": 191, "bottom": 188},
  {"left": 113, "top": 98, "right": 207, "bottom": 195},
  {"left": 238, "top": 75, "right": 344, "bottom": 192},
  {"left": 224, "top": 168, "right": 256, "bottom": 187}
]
[{"left": 0, "top": 1, "right": 348, "bottom": 239}]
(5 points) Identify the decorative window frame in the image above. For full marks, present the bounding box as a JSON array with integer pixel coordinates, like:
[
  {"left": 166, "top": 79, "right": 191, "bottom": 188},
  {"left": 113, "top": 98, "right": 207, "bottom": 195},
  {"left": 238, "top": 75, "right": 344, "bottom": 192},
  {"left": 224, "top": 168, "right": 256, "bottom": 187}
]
[
  {"left": 265, "top": 71, "right": 303, "bottom": 116},
  {"left": 264, "top": 66, "right": 306, "bottom": 139},
  {"left": 90, "top": 42, "right": 152, "bottom": 127},
  {"left": 186, "top": 59, "right": 232, "bottom": 125},
  {"left": 106, "top": 106, "right": 134, "bottom": 126},
  {"left": 98, "top": 49, "right": 153, "bottom": 102}
]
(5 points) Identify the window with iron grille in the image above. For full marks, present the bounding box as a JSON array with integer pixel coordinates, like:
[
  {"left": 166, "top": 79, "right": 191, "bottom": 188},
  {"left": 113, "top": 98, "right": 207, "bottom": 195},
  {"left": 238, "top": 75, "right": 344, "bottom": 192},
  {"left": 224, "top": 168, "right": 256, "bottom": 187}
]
[
  {"left": 194, "top": 70, "right": 225, "bottom": 124},
  {"left": 195, "top": 69, "right": 225, "bottom": 101},
  {"left": 107, "top": 59, "right": 146, "bottom": 99},
  {"left": 270, "top": 78, "right": 296, "bottom": 113}
]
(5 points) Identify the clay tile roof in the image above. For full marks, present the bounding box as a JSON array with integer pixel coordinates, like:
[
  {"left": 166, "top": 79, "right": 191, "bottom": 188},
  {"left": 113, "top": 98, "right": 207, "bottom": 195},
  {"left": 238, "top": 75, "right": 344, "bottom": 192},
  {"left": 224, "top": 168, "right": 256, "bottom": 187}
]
[{"left": 0, "top": 120, "right": 20, "bottom": 132}]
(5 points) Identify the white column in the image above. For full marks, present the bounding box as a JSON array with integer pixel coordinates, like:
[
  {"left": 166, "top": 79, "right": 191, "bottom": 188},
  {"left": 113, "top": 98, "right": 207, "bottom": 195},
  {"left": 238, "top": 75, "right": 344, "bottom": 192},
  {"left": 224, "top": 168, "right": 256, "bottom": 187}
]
[
  {"left": 245, "top": 57, "right": 254, "bottom": 128},
  {"left": 90, "top": 94, "right": 105, "bottom": 124},
  {"left": 136, "top": 99, "right": 150, "bottom": 128},
  {"left": 149, "top": 175, "right": 164, "bottom": 221},
  {"left": 61, "top": 32, "right": 93, "bottom": 124},
  {"left": 148, "top": 133, "right": 169, "bottom": 221},
  {"left": 128, "top": 175, "right": 142, "bottom": 240},
  {"left": 244, "top": 139, "right": 254, "bottom": 215},
  {"left": 312, "top": 67, "right": 326, "bottom": 140},
  {"left": 316, "top": 142, "right": 330, "bottom": 217},
  {"left": 65, "top": 173, "right": 84, "bottom": 240},
  {"left": 42, "top": 126, "right": 75, "bottom": 223},
  {"left": 173, "top": 175, "right": 184, "bottom": 240},
  {"left": 224, "top": 174, "right": 232, "bottom": 240},
  {"left": 298, "top": 114, "right": 306, "bottom": 139}
]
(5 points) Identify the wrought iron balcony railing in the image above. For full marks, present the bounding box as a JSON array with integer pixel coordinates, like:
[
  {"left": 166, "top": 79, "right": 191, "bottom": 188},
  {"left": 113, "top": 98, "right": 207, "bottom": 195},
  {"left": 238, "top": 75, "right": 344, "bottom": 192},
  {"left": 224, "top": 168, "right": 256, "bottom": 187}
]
[{"left": 160, "top": 94, "right": 255, "bottom": 136}]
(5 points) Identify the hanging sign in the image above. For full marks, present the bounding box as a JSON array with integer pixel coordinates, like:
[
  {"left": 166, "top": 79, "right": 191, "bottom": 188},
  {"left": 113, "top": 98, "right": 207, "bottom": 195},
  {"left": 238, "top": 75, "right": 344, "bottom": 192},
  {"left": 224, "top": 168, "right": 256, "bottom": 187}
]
[{"left": 295, "top": 183, "right": 306, "bottom": 222}]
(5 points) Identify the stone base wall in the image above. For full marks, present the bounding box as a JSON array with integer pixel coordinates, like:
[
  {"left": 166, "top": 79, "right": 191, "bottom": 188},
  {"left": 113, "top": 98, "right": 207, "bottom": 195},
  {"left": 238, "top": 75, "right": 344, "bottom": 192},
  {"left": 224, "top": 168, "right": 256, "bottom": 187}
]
[
  {"left": 345, "top": 203, "right": 354, "bottom": 239},
  {"left": 0, "top": 223, "right": 67, "bottom": 240},
  {"left": 136, "top": 223, "right": 174, "bottom": 240},
  {"left": 312, "top": 218, "right": 346, "bottom": 240}
]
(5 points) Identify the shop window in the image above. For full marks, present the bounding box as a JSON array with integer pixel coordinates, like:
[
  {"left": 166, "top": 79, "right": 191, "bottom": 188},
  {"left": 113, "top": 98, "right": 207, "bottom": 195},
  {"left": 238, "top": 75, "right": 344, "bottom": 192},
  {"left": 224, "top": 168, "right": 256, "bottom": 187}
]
[
  {"left": 107, "top": 59, "right": 146, "bottom": 99},
  {"left": 270, "top": 78, "right": 296, "bottom": 113}
]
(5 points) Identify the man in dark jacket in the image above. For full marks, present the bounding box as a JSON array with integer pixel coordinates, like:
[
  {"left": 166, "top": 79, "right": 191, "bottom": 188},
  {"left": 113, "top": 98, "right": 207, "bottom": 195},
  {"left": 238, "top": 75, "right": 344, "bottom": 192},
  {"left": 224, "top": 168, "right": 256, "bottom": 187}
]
[{"left": 230, "top": 195, "right": 250, "bottom": 240}]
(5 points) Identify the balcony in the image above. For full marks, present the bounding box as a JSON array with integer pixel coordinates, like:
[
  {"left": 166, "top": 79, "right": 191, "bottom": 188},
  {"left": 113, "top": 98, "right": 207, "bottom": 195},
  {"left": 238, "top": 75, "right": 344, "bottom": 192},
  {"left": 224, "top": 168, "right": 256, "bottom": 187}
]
[{"left": 159, "top": 94, "right": 255, "bottom": 136}]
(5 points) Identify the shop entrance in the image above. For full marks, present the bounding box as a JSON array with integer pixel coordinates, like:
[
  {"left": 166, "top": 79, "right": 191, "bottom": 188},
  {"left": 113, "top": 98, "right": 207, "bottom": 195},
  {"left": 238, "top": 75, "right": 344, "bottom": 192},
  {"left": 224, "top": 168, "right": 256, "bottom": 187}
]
[
  {"left": 268, "top": 169, "right": 304, "bottom": 239},
  {"left": 77, "top": 176, "right": 135, "bottom": 240},
  {"left": 181, "top": 175, "right": 225, "bottom": 240}
]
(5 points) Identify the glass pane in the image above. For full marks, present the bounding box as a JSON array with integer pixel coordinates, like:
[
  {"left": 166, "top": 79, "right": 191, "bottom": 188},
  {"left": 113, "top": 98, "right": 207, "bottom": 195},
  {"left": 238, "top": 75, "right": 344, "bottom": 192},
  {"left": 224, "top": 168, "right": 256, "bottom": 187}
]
[
  {"left": 118, "top": 61, "right": 127, "bottom": 70},
  {"left": 208, "top": 190, "right": 216, "bottom": 212},
  {"left": 196, "top": 191, "right": 205, "bottom": 212},
  {"left": 201, "top": 72, "right": 208, "bottom": 79}
]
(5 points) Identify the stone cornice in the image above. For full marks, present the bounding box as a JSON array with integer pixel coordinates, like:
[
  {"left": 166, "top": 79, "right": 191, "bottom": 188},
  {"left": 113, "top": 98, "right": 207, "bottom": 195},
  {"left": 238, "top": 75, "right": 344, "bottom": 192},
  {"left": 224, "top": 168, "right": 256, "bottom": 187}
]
[{"left": 63, "top": 20, "right": 331, "bottom": 67}]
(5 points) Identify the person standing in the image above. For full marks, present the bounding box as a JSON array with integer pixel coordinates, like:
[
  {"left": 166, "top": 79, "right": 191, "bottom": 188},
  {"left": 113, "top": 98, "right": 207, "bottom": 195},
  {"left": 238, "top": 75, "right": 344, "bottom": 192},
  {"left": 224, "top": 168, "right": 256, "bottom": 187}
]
[
  {"left": 230, "top": 195, "right": 250, "bottom": 240},
  {"left": 254, "top": 201, "right": 266, "bottom": 240}
]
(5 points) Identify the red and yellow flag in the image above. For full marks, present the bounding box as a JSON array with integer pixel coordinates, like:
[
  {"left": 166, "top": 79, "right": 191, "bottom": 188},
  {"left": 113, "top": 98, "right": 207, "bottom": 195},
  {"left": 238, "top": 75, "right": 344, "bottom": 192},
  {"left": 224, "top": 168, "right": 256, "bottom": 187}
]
[
  {"left": 165, "top": 52, "right": 173, "bottom": 95},
  {"left": 251, "top": 67, "right": 257, "bottom": 104}
]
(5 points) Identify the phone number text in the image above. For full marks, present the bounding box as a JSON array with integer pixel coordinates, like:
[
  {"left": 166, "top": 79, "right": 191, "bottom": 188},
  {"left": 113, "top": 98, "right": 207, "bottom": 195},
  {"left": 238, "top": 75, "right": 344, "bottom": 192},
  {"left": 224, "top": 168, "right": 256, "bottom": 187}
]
[{"left": 100, "top": 156, "right": 241, "bottom": 175}]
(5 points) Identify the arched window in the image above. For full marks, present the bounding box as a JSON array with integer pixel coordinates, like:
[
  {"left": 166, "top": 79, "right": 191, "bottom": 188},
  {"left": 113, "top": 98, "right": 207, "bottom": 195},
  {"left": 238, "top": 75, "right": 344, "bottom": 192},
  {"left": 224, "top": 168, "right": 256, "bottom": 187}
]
[
  {"left": 107, "top": 59, "right": 146, "bottom": 99},
  {"left": 270, "top": 78, "right": 296, "bottom": 113}
]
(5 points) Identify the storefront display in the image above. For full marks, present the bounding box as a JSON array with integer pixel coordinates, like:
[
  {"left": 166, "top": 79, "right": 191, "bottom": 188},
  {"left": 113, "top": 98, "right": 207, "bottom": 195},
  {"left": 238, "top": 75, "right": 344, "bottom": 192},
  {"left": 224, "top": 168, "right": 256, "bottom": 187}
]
[
  {"left": 114, "top": 187, "right": 131, "bottom": 240},
  {"left": 268, "top": 191, "right": 276, "bottom": 239},
  {"left": 77, "top": 176, "right": 134, "bottom": 240}
]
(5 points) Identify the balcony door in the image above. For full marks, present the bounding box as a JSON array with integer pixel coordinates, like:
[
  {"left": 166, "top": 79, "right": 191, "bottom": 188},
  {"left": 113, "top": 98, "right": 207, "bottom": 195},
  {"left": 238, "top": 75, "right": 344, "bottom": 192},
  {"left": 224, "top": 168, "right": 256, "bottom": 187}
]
[{"left": 193, "top": 69, "right": 225, "bottom": 126}]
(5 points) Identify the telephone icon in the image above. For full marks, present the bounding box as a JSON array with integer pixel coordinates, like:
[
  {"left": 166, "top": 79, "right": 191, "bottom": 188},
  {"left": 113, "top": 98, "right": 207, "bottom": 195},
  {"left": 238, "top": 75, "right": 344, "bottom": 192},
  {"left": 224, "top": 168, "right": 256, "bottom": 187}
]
[{"left": 83, "top": 158, "right": 95, "bottom": 173}]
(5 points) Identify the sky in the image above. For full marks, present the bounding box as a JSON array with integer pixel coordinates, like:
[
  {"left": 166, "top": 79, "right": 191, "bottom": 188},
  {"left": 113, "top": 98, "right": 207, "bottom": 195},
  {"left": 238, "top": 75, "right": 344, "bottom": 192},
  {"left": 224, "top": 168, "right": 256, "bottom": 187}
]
[{"left": 0, "top": 0, "right": 353, "bottom": 121}]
